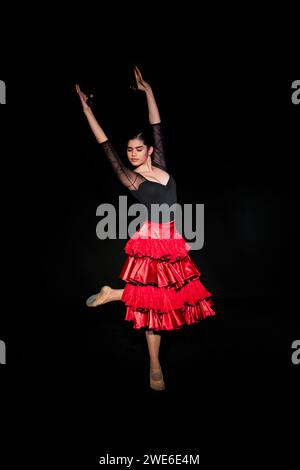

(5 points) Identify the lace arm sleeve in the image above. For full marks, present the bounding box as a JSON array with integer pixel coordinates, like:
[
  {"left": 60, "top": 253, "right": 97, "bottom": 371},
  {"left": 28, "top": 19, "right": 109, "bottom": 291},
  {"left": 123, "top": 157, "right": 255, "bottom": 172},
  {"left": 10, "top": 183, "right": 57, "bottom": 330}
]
[
  {"left": 151, "top": 123, "right": 167, "bottom": 171},
  {"left": 100, "top": 140, "right": 146, "bottom": 191}
]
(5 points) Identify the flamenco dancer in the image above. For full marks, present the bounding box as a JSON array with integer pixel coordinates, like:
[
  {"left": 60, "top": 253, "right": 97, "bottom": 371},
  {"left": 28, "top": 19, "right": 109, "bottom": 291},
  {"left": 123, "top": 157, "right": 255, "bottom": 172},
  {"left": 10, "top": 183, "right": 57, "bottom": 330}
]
[{"left": 75, "top": 66, "right": 215, "bottom": 391}]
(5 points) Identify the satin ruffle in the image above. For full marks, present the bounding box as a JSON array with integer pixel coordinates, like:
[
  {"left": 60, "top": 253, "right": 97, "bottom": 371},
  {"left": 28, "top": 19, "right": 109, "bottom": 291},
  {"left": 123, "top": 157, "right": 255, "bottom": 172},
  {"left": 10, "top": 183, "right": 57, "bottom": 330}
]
[
  {"left": 124, "top": 219, "right": 191, "bottom": 262},
  {"left": 121, "top": 279, "right": 212, "bottom": 312},
  {"left": 120, "top": 219, "right": 215, "bottom": 331},
  {"left": 120, "top": 254, "right": 200, "bottom": 288},
  {"left": 124, "top": 299, "right": 215, "bottom": 331}
]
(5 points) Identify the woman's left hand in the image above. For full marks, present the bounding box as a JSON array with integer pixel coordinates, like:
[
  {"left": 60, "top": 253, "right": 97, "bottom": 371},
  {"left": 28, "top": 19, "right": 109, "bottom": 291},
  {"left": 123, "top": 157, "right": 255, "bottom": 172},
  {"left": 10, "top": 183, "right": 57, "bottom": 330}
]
[
  {"left": 75, "top": 84, "right": 92, "bottom": 112},
  {"left": 134, "top": 66, "right": 151, "bottom": 92}
]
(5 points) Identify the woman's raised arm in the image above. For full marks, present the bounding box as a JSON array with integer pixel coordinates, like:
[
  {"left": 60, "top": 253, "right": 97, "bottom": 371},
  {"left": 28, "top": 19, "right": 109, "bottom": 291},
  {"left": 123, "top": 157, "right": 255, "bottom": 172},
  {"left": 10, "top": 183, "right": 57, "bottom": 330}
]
[
  {"left": 133, "top": 67, "right": 167, "bottom": 170},
  {"left": 75, "top": 84, "right": 146, "bottom": 190},
  {"left": 134, "top": 66, "right": 160, "bottom": 124},
  {"left": 75, "top": 84, "right": 108, "bottom": 143}
]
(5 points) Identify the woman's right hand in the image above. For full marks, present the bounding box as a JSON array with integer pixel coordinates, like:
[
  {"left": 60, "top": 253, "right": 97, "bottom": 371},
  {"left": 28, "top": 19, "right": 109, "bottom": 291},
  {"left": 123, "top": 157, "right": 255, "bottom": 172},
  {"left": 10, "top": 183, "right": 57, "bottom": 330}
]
[
  {"left": 75, "top": 84, "right": 92, "bottom": 112},
  {"left": 133, "top": 66, "right": 151, "bottom": 92}
]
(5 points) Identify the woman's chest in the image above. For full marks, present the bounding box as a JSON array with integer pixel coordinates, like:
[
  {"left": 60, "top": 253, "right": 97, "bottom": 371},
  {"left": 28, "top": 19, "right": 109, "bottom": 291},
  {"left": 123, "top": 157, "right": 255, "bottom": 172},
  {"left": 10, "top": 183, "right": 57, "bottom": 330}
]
[
  {"left": 132, "top": 175, "right": 177, "bottom": 205},
  {"left": 136, "top": 168, "right": 170, "bottom": 186}
]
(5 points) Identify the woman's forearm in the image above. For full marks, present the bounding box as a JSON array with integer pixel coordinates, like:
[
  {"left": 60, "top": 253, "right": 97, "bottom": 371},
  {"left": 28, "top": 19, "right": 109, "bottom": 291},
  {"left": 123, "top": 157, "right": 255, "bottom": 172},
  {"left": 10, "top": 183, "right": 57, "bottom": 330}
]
[
  {"left": 145, "top": 88, "right": 161, "bottom": 124},
  {"left": 83, "top": 108, "right": 108, "bottom": 143}
]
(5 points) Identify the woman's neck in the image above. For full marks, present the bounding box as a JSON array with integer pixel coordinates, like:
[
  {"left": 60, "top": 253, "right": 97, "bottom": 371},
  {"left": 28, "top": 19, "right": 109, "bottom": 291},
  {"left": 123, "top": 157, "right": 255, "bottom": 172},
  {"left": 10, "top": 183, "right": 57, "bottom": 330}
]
[{"left": 135, "top": 156, "right": 153, "bottom": 174}]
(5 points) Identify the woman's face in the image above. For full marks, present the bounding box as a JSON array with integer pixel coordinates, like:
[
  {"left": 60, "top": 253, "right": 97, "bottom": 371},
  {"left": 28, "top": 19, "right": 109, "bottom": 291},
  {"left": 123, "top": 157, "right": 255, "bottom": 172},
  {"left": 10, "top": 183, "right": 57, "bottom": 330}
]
[{"left": 127, "top": 138, "right": 153, "bottom": 166}]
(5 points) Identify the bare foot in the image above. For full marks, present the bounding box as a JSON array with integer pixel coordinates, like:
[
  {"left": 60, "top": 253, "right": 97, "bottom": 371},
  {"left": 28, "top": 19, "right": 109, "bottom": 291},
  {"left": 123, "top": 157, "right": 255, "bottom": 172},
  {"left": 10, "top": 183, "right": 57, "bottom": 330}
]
[{"left": 86, "top": 285, "right": 113, "bottom": 307}]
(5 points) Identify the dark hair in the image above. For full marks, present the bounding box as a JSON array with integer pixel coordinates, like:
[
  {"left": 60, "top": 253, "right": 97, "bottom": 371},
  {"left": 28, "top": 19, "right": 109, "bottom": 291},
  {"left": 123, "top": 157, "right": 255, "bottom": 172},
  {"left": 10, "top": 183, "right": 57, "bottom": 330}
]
[{"left": 127, "top": 127, "right": 153, "bottom": 148}]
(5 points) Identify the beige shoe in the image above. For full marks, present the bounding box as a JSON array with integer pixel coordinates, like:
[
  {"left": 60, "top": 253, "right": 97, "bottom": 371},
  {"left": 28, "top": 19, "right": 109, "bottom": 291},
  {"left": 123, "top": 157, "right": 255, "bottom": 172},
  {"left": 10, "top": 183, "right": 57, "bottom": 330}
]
[
  {"left": 150, "top": 366, "right": 165, "bottom": 391},
  {"left": 86, "top": 285, "right": 112, "bottom": 307}
]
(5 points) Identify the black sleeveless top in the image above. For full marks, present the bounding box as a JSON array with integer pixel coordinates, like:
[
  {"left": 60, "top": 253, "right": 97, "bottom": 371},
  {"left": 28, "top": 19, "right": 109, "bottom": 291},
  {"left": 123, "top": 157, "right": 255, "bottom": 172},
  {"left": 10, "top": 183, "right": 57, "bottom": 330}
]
[{"left": 100, "top": 123, "right": 177, "bottom": 222}]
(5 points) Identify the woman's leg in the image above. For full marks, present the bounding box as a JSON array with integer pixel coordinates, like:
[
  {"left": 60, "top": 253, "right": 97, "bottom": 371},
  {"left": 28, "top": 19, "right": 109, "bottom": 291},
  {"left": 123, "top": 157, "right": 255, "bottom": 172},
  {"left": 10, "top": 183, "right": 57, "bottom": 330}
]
[
  {"left": 145, "top": 330, "right": 161, "bottom": 369},
  {"left": 146, "top": 330, "right": 165, "bottom": 390},
  {"left": 87, "top": 286, "right": 124, "bottom": 307}
]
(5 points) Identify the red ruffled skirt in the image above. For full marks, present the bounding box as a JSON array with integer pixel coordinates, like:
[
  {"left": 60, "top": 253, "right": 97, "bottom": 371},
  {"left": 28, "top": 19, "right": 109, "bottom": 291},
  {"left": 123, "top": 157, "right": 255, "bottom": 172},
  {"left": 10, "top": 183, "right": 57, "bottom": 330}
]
[{"left": 119, "top": 219, "right": 216, "bottom": 331}]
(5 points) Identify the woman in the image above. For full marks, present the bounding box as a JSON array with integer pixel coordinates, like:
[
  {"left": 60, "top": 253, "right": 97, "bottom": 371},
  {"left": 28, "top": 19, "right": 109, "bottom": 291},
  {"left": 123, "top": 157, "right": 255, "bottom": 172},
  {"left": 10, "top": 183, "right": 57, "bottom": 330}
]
[{"left": 75, "top": 66, "right": 215, "bottom": 391}]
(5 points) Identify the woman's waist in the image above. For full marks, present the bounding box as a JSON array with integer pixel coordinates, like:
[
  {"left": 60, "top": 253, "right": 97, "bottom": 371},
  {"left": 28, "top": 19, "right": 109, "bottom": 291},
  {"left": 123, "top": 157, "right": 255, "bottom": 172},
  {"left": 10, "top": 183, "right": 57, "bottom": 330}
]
[{"left": 132, "top": 218, "right": 183, "bottom": 240}]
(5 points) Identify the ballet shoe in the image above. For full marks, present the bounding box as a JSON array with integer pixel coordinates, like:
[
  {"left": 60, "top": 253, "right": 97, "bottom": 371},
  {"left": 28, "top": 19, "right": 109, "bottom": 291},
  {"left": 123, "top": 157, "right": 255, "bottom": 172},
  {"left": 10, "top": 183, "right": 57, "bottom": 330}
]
[
  {"left": 86, "top": 285, "right": 112, "bottom": 307},
  {"left": 150, "top": 366, "right": 165, "bottom": 391}
]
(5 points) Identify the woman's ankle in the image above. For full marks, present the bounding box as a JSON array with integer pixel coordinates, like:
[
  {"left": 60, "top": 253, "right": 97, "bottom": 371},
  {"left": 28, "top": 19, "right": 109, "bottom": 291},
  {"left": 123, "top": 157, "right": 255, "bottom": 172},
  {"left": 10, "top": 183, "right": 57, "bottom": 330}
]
[
  {"left": 110, "top": 288, "right": 124, "bottom": 301},
  {"left": 150, "top": 361, "right": 161, "bottom": 370}
]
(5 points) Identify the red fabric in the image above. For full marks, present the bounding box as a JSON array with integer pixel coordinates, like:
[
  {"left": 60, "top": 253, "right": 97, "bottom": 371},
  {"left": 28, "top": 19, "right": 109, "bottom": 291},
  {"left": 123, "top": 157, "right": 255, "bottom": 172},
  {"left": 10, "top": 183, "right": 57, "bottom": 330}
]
[
  {"left": 120, "top": 255, "right": 200, "bottom": 288},
  {"left": 124, "top": 300, "right": 215, "bottom": 331},
  {"left": 119, "top": 220, "right": 216, "bottom": 331},
  {"left": 121, "top": 279, "right": 212, "bottom": 312},
  {"left": 124, "top": 219, "right": 190, "bottom": 262}
]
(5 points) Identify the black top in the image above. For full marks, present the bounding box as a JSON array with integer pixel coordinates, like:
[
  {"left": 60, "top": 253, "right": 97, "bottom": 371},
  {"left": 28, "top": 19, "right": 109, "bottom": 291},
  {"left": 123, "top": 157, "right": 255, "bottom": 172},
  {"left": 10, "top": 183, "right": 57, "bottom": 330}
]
[{"left": 100, "top": 123, "right": 177, "bottom": 222}]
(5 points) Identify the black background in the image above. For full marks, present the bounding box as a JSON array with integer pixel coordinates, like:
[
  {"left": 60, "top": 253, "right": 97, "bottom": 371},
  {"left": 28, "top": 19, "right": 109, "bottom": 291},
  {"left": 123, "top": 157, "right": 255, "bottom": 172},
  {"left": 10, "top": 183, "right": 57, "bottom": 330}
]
[{"left": 1, "top": 16, "right": 299, "bottom": 468}]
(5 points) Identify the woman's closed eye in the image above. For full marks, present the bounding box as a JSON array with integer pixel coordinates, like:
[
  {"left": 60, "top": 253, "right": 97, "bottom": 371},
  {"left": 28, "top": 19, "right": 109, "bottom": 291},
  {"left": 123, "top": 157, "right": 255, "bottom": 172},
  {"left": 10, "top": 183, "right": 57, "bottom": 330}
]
[{"left": 127, "top": 146, "right": 145, "bottom": 152}]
